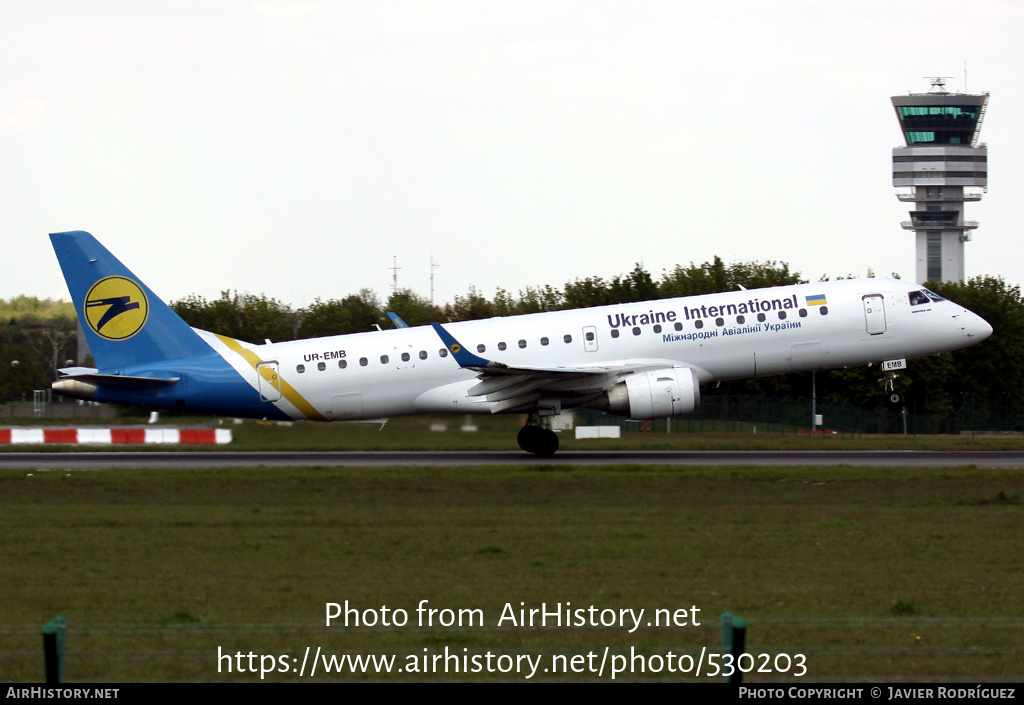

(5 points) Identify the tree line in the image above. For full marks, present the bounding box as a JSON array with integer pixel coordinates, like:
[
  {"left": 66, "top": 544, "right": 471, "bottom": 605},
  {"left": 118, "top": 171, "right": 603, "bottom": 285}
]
[
  {"left": 168, "top": 258, "right": 804, "bottom": 340},
  {"left": 0, "top": 296, "right": 78, "bottom": 402},
  {"left": 2, "top": 259, "right": 1021, "bottom": 429}
]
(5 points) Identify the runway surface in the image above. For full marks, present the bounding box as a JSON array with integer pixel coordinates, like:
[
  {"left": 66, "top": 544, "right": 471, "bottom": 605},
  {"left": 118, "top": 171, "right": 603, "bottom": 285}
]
[{"left": 3, "top": 450, "right": 1024, "bottom": 469}]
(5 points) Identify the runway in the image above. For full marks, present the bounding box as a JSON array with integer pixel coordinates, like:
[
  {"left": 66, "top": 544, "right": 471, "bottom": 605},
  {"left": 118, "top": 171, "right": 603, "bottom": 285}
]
[{"left": 3, "top": 449, "right": 1024, "bottom": 469}]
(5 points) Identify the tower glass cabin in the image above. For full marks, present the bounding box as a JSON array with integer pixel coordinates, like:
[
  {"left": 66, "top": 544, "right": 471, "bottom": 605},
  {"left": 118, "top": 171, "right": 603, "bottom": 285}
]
[{"left": 892, "top": 79, "right": 988, "bottom": 283}]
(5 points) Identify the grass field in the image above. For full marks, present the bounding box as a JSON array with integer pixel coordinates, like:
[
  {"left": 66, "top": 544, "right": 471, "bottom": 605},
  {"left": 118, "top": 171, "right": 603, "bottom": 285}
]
[{"left": 2, "top": 461, "right": 1022, "bottom": 682}]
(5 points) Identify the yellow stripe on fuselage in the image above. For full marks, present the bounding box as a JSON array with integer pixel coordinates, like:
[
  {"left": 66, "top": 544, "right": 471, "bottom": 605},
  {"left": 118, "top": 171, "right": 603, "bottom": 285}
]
[{"left": 214, "top": 334, "right": 326, "bottom": 421}]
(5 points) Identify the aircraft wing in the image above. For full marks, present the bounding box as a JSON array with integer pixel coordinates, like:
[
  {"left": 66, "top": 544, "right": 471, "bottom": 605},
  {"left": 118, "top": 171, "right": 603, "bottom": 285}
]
[{"left": 430, "top": 322, "right": 685, "bottom": 413}]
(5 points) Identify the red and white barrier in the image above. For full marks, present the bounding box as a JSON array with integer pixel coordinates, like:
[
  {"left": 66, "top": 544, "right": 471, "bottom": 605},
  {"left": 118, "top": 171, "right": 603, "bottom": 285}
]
[{"left": 0, "top": 428, "right": 232, "bottom": 445}]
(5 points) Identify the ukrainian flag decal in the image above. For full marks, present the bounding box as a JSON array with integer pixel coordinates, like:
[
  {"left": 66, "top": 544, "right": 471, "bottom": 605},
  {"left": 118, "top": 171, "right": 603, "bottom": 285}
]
[
  {"left": 84, "top": 276, "right": 150, "bottom": 340},
  {"left": 805, "top": 294, "right": 827, "bottom": 307}
]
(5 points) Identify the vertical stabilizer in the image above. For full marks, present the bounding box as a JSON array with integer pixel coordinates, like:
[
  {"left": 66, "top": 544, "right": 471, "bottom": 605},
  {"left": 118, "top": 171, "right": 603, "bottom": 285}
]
[{"left": 50, "top": 231, "right": 213, "bottom": 371}]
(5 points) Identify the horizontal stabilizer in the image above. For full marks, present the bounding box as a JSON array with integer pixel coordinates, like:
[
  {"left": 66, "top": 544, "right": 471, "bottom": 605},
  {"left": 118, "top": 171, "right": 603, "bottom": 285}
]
[
  {"left": 56, "top": 367, "right": 181, "bottom": 386},
  {"left": 52, "top": 369, "right": 181, "bottom": 402}
]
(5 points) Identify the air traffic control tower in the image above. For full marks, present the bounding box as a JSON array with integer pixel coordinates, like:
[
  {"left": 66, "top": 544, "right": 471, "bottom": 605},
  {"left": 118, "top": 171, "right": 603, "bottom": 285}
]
[{"left": 892, "top": 78, "right": 988, "bottom": 282}]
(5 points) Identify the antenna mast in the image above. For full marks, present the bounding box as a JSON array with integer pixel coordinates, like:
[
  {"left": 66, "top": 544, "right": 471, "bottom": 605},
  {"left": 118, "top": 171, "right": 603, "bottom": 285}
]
[
  {"left": 390, "top": 256, "right": 401, "bottom": 294},
  {"left": 430, "top": 256, "right": 441, "bottom": 304},
  {"left": 924, "top": 76, "right": 952, "bottom": 94}
]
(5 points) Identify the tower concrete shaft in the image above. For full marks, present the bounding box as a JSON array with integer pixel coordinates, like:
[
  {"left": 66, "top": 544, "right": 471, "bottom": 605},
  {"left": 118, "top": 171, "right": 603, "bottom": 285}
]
[{"left": 892, "top": 80, "right": 988, "bottom": 283}]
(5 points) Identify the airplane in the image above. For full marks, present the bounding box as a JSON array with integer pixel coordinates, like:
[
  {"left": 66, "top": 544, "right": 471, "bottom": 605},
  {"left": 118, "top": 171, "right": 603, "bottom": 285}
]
[{"left": 49, "top": 230, "right": 992, "bottom": 456}]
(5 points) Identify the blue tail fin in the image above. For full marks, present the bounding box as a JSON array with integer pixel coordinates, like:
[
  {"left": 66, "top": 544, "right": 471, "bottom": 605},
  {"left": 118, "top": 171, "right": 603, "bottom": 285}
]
[{"left": 50, "top": 231, "right": 213, "bottom": 372}]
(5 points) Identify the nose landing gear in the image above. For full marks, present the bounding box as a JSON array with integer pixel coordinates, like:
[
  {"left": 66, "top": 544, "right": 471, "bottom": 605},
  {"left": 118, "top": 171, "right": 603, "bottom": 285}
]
[
  {"left": 879, "top": 359, "right": 907, "bottom": 405},
  {"left": 883, "top": 372, "right": 901, "bottom": 404}
]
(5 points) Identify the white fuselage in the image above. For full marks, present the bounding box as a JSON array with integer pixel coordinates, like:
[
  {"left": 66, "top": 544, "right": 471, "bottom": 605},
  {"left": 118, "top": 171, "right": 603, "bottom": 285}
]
[{"left": 198, "top": 278, "right": 991, "bottom": 422}]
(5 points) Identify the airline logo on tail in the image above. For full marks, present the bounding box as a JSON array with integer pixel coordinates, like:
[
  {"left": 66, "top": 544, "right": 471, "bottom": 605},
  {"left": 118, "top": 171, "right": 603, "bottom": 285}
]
[{"left": 84, "top": 276, "right": 149, "bottom": 340}]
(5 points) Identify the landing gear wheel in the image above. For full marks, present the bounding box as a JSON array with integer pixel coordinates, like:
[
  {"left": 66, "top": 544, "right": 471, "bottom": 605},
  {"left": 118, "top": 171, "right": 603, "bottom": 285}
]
[
  {"left": 881, "top": 370, "right": 902, "bottom": 406},
  {"left": 517, "top": 424, "right": 559, "bottom": 457},
  {"left": 517, "top": 424, "right": 536, "bottom": 452}
]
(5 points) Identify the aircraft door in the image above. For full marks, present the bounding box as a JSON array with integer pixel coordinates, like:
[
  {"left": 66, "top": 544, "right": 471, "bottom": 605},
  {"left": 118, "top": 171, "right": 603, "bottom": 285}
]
[
  {"left": 863, "top": 295, "right": 887, "bottom": 335},
  {"left": 582, "top": 326, "right": 599, "bottom": 352},
  {"left": 256, "top": 361, "right": 282, "bottom": 402}
]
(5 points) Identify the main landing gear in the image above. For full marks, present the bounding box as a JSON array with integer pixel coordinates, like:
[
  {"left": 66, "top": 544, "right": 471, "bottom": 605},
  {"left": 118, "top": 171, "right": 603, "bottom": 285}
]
[{"left": 518, "top": 414, "right": 559, "bottom": 457}]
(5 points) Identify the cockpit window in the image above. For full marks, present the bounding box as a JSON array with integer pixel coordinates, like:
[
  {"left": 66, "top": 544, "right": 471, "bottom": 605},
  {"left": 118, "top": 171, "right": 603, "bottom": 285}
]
[
  {"left": 909, "top": 290, "right": 929, "bottom": 306},
  {"left": 910, "top": 289, "right": 945, "bottom": 306}
]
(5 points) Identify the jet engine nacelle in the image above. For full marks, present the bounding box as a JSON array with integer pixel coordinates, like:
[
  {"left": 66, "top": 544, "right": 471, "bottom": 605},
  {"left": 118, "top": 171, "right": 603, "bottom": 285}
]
[{"left": 606, "top": 367, "right": 700, "bottom": 420}]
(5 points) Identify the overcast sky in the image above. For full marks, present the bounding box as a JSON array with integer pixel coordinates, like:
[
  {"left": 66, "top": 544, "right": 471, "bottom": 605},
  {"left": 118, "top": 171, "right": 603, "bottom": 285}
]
[{"left": 3, "top": 1, "right": 1022, "bottom": 308}]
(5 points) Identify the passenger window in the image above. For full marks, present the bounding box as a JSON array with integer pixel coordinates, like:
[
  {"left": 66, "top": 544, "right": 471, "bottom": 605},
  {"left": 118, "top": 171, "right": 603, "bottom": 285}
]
[
  {"left": 737, "top": 315, "right": 745, "bottom": 324},
  {"left": 632, "top": 327, "right": 640, "bottom": 336},
  {"left": 715, "top": 318, "right": 724, "bottom": 326},
  {"left": 695, "top": 320, "right": 703, "bottom": 329},
  {"left": 439, "top": 348, "right": 448, "bottom": 358},
  {"left": 419, "top": 350, "right": 428, "bottom": 360},
  {"left": 518, "top": 339, "right": 527, "bottom": 348},
  {"left": 380, "top": 355, "right": 389, "bottom": 364},
  {"left": 540, "top": 337, "right": 549, "bottom": 346},
  {"left": 477, "top": 344, "right": 486, "bottom": 353},
  {"left": 799, "top": 309, "right": 807, "bottom": 318},
  {"left": 563, "top": 334, "right": 572, "bottom": 344},
  {"left": 674, "top": 322, "right": 683, "bottom": 331},
  {"left": 401, "top": 352, "right": 410, "bottom": 362},
  {"left": 498, "top": 342, "right": 507, "bottom": 351},
  {"left": 359, "top": 357, "right": 368, "bottom": 366},
  {"left": 757, "top": 313, "right": 766, "bottom": 322},
  {"left": 338, "top": 359, "right": 347, "bottom": 369},
  {"left": 778, "top": 311, "right": 787, "bottom": 320},
  {"left": 317, "top": 362, "right": 326, "bottom": 371},
  {"left": 296, "top": 364, "right": 305, "bottom": 373},
  {"left": 611, "top": 329, "right": 620, "bottom": 338},
  {"left": 653, "top": 324, "right": 662, "bottom": 333}
]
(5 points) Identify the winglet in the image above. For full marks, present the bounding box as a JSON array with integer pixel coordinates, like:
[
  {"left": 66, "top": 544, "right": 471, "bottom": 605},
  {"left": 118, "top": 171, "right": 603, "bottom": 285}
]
[
  {"left": 430, "top": 322, "right": 493, "bottom": 368},
  {"left": 387, "top": 311, "right": 411, "bottom": 328}
]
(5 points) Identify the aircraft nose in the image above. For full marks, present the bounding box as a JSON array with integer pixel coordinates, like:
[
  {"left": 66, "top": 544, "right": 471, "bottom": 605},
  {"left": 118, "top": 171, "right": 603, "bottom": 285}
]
[
  {"left": 972, "top": 313, "right": 993, "bottom": 341},
  {"left": 958, "top": 308, "right": 992, "bottom": 342}
]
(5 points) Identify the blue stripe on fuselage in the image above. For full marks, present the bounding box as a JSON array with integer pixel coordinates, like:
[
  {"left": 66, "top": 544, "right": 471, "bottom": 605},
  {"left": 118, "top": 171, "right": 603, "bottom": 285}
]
[{"left": 88, "top": 351, "right": 292, "bottom": 420}]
